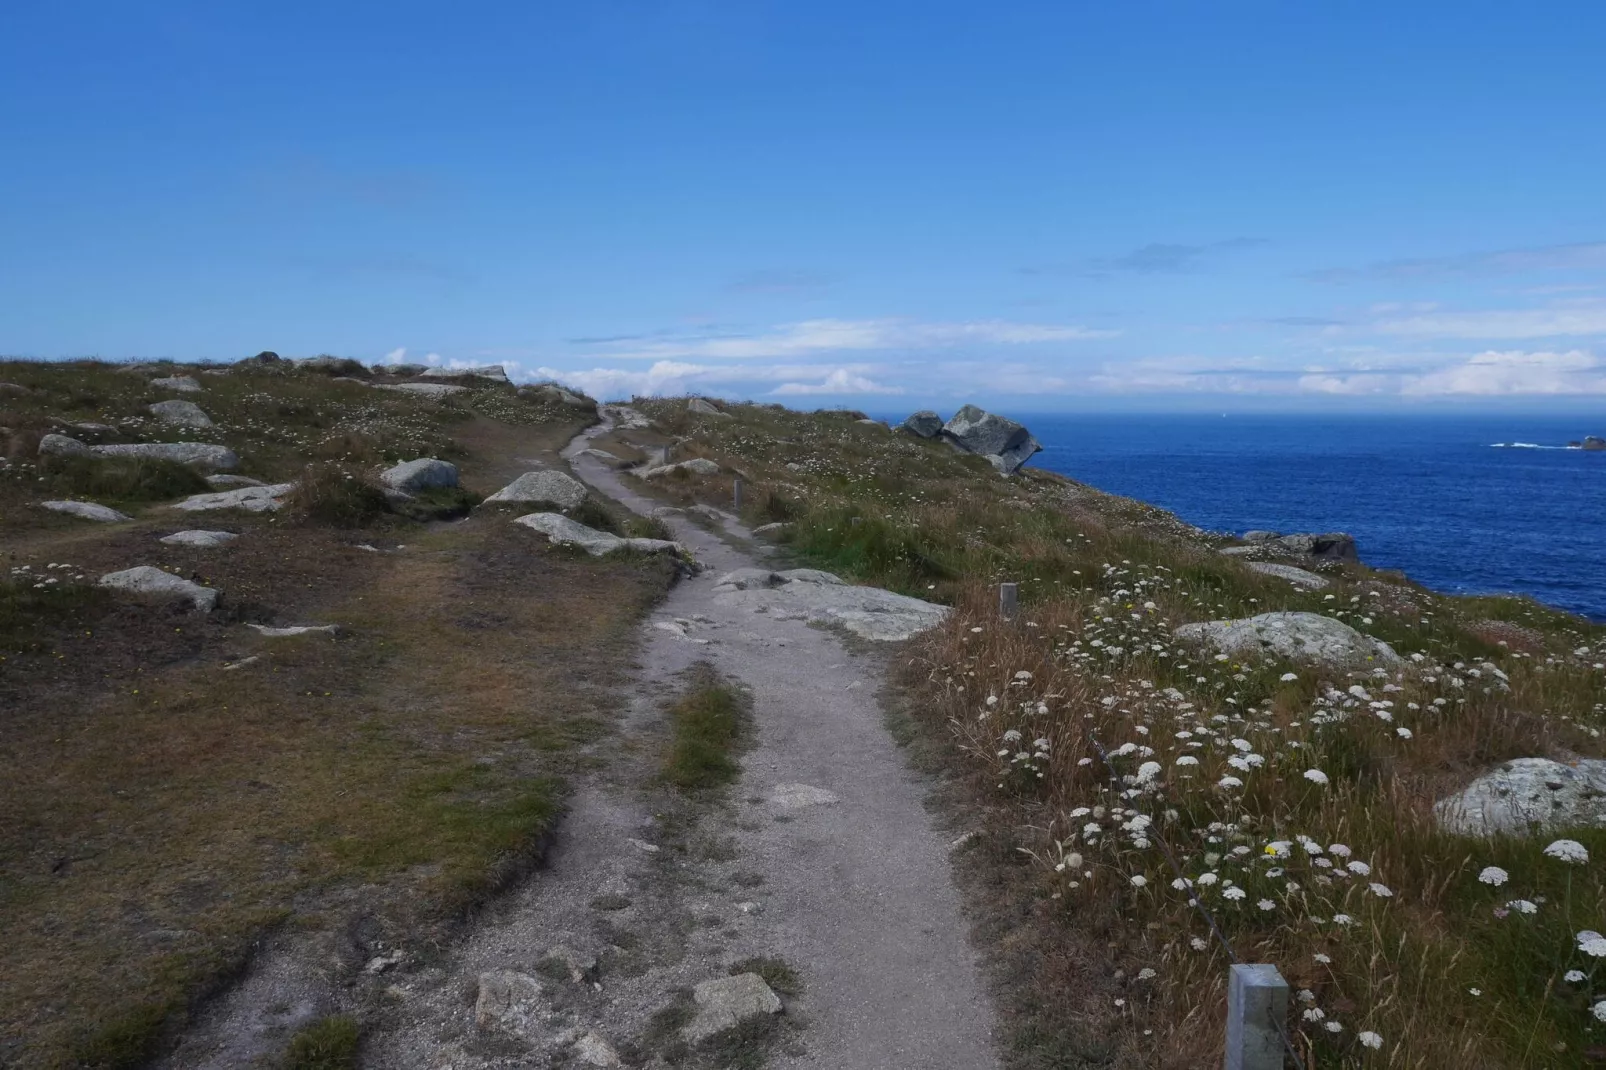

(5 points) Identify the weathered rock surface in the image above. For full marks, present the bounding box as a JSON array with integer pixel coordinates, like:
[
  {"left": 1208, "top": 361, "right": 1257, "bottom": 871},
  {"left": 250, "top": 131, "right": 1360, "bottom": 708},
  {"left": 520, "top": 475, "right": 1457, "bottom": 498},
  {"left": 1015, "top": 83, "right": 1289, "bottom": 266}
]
[
  {"left": 150, "top": 375, "right": 203, "bottom": 393},
  {"left": 901, "top": 410, "right": 943, "bottom": 438},
  {"left": 92, "top": 442, "right": 239, "bottom": 470},
  {"left": 1173, "top": 611, "right": 1400, "bottom": 666},
  {"left": 172, "top": 483, "right": 296, "bottom": 513},
  {"left": 482, "top": 470, "right": 586, "bottom": 509},
  {"left": 148, "top": 399, "right": 213, "bottom": 426},
  {"left": 574, "top": 1033, "right": 622, "bottom": 1067},
  {"left": 752, "top": 521, "right": 792, "bottom": 536},
  {"left": 579, "top": 447, "right": 628, "bottom": 467},
  {"left": 640, "top": 457, "right": 721, "bottom": 480},
  {"left": 421, "top": 364, "right": 510, "bottom": 383},
  {"left": 688, "top": 398, "right": 731, "bottom": 417},
  {"left": 1241, "top": 530, "right": 1358, "bottom": 562},
  {"left": 98, "top": 566, "right": 218, "bottom": 611},
  {"left": 0, "top": 382, "right": 31, "bottom": 396},
  {"left": 1435, "top": 758, "right": 1606, "bottom": 837},
  {"left": 522, "top": 382, "right": 594, "bottom": 408},
  {"left": 42, "top": 500, "right": 130, "bottom": 522},
  {"left": 513, "top": 513, "right": 687, "bottom": 558},
  {"left": 473, "top": 969, "right": 543, "bottom": 1032},
  {"left": 1245, "top": 561, "right": 1331, "bottom": 590},
  {"left": 159, "top": 530, "right": 238, "bottom": 548},
  {"left": 38, "top": 433, "right": 92, "bottom": 457},
  {"left": 939, "top": 404, "right": 1042, "bottom": 475},
  {"left": 711, "top": 567, "right": 946, "bottom": 641},
  {"left": 682, "top": 973, "right": 782, "bottom": 1044},
  {"left": 380, "top": 458, "right": 458, "bottom": 493},
  {"left": 247, "top": 624, "right": 340, "bottom": 638},
  {"left": 205, "top": 474, "right": 264, "bottom": 488},
  {"left": 376, "top": 382, "right": 467, "bottom": 398}
]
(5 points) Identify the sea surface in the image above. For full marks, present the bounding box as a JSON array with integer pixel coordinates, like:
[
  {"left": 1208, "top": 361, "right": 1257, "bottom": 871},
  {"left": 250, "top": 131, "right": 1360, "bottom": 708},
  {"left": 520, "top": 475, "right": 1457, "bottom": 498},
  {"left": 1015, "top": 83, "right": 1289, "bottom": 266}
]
[{"left": 920, "top": 414, "right": 1605, "bottom": 620}]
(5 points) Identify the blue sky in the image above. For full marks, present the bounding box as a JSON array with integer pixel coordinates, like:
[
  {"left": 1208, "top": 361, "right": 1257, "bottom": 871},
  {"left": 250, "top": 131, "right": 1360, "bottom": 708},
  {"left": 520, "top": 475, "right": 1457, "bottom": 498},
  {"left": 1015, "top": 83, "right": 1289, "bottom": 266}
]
[{"left": 4, "top": 2, "right": 1606, "bottom": 410}]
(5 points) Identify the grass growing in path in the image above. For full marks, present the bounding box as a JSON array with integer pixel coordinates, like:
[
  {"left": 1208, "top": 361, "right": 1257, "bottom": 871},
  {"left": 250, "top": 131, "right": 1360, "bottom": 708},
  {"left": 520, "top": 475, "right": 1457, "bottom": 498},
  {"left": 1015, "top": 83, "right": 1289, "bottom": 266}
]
[
  {"left": 664, "top": 665, "right": 749, "bottom": 793},
  {"left": 283, "top": 1015, "right": 360, "bottom": 1070}
]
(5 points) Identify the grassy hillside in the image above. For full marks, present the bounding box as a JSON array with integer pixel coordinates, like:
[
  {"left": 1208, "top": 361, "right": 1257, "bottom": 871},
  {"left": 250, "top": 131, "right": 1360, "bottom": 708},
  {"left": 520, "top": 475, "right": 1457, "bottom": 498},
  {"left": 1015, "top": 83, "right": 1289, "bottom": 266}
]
[
  {"left": 0, "top": 360, "right": 674, "bottom": 1068},
  {"left": 621, "top": 397, "right": 1606, "bottom": 1068}
]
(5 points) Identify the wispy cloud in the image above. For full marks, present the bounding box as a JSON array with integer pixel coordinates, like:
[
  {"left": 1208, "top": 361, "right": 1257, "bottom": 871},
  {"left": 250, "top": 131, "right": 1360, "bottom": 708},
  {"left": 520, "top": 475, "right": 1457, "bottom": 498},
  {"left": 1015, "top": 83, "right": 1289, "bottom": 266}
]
[
  {"left": 770, "top": 369, "right": 903, "bottom": 396},
  {"left": 1024, "top": 238, "right": 1267, "bottom": 278},
  {"left": 1305, "top": 240, "right": 1606, "bottom": 284},
  {"left": 1369, "top": 300, "right": 1606, "bottom": 339},
  {"left": 1400, "top": 349, "right": 1606, "bottom": 395},
  {"left": 590, "top": 317, "right": 1117, "bottom": 361},
  {"left": 725, "top": 269, "right": 834, "bottom": 295}
]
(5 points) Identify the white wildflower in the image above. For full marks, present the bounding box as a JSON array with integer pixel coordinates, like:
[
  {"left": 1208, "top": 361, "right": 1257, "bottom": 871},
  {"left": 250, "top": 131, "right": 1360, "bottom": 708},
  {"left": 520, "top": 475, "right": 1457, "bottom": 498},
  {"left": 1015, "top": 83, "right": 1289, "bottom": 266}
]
[
  {"left": 1477, "top": 866, "right": 1508, "bottom": 886},
  {"left": 1544, "top": 839, "right": 1589, "bottom": 864}
]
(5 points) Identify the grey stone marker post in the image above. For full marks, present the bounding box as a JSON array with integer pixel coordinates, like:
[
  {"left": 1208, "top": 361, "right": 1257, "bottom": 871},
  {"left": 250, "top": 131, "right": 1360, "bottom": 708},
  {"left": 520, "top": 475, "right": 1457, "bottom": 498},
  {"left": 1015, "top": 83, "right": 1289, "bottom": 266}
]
[
  {"left": 999, "top": 582, "right": 1018, "bottom": 620},
  {"left": 1225, "top": 963, "right": 1289, "bottom": 1070},
  {"left": 733, "top": 477, "right": 743, "bottom": 512}
]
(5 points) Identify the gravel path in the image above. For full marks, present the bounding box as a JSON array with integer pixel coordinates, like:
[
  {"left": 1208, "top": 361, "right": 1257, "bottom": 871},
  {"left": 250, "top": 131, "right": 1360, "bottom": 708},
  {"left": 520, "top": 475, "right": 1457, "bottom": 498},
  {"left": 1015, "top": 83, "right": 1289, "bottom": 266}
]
[{"left": 160, "top": 409, "right": 999, "bottom": 1069}]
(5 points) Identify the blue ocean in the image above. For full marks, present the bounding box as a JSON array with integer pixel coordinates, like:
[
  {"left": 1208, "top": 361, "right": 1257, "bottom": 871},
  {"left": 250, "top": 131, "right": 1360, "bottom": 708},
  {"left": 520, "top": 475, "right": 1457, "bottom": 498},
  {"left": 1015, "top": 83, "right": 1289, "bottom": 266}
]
[{"left": 968, "top": 414, "right": 1604, "bottom": 620}]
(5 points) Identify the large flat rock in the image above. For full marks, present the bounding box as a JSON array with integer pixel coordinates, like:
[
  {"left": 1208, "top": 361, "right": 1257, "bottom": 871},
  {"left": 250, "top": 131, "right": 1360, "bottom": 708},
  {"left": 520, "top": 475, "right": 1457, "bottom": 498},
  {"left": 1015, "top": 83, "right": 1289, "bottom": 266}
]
[
  {"left": 148, "top": 399, "right": 213, "bottom": 426},
  {"left": 91, "top": 442, "right": 239, "bottom": 470},
  {"left": 483, "top": 470, "right": 586, "bottom": 509},
  {"left": 1172, "top": 611, "right": 1401, "bottom": 666},
  {"left": 172, "top": 483, "right": 296, "bottom": 513},
  {"left": 711, "top": 567, "right": 947, "bottom": 641},
  {"left": 513, "top": 512, "right": 687, "bottom": 558},
  {"left": 380, "top": 458, "right": 458, "bottom": 493},
  {"left": 1246, "top": 561, "right": 1331, "bottom": 589},
  {"left": 98, "top": 566, "right": 218, "bottom": 611},
  {"left": 42, "top": 500, "right": 130, "bottom": 522},
  {"left": 682, "top": 973, "right": 782, "bottom": 1044}
]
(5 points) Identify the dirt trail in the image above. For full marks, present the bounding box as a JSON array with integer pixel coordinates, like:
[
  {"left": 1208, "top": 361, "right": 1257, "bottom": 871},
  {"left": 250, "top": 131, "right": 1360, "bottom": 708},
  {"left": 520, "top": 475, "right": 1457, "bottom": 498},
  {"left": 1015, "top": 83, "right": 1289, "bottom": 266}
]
[{"left": 161, "top": 410, "right": 999, "bottom": 1069}]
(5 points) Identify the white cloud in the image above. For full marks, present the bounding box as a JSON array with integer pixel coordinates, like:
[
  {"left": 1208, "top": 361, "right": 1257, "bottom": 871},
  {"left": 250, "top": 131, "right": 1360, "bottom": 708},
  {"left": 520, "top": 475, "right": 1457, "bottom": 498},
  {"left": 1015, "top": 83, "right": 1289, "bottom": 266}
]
[
  {"left": 597, "top": 318, "right": 1116, "bottom": 361},
  {"left": 1401, "top": 349, "right": 1606, "bottom": 395},
  {"left": 1297, "top": 373, "right": 1395, "bottom": 395},
  {"left": 770, "top": 369, "right": 904, "bottom": 396},
  {"left": 382, "top": 346, "right": 408, "bottom": 363},
  {"left": 1372, "top": 302, "right": 1606, "bottom": 339}
]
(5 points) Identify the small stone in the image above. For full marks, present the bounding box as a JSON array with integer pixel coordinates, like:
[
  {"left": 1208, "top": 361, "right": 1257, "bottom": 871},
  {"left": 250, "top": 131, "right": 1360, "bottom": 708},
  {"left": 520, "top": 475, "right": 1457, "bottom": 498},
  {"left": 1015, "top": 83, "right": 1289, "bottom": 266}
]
[
  {"left": 770, "top": 783, "right": 840, "bottom": 811},
  {"left": 736, "top": 901, "right": 762, "bottom": 915},
  {"left": 627, "top": 838, "right": 661, "bottom": 853},
  {"left": 159, "top": 530, "right": 237, "bottom": 548},
  {"left": 474, "top": 969, "right": 543, "bottom": 1031},
  {"left": 574, "top": 1032, "right": 622, "bottom": 1067},
  {"left": 949, "top": 831, "right": 979, "bottom": 852},
  {"left": 150, "top": 375, "right": 203, "bottom": 393},
  {"left": 543, "top": 945, "right": 597, "bottom": 983},
  {"left": 38, "top": 433, "right": 92, "bottom": 458},
  {"left": 247, "top": 624, "right": 339, "bottom": 638},
  {"left": 42, "top": 500, "right": 130, "bottom": 523},
  {"left": 148, "top": 399, "right": 213, "bottom": 426},
  {"left": 365, "top": 950, "right": 403, "bottom": 973},
  {"left": 380, "top": 458, "right": 458, "bottom": 493},
  {"left": 221, "top": 656, "right": 260, "bottom": 671}
]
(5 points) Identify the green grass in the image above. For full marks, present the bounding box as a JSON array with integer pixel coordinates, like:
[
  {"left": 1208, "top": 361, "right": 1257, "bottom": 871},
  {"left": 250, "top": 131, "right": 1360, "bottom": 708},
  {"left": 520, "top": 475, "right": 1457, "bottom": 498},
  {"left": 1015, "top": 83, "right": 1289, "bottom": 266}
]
[
  {"left": 663, "top": 665, "right": 749, "bottom": 793},
  {"left": 729, "top": 956, "right": 802, "bottom": 996},
  {"left": 283, "top": 1015, "right": 360, "bottom": 1069},
  {"left": 39, "top": 454, "right": 210, "bottom": 503},
  {"left": 288, "top": 463, "right": 392, "bottom": 527}
]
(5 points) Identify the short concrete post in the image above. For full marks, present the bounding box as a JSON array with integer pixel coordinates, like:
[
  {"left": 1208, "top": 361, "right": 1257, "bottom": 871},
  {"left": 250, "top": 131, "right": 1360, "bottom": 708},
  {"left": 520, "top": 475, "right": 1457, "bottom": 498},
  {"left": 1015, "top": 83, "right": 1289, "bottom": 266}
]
[
  {"left": 732, "top": 477, "right": 743, "bottom": 512},
  {"left": 1225, "top": 964, "right": 1289, "bottom": 1070},
  {"left": 999, "top": 582, "right": 1018, "bottom": 620}
]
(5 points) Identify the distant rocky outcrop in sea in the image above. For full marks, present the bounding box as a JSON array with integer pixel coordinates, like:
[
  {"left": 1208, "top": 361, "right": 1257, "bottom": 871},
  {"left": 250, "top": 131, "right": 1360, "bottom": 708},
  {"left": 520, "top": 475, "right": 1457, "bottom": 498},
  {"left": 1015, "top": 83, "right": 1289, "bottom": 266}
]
[{"left": 1568, "top": 435, "right": 1605, "bottom": 451}]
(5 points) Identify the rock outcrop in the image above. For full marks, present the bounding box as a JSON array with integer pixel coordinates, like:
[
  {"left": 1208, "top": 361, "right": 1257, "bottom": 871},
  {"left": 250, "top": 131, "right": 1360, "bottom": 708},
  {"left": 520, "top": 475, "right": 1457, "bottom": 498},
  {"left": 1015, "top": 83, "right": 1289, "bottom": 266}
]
[
  {"left": 1582, "top": 436, "right": 1606, "bottom": 451},
  {"left": 901, "top": 411, "right": 944, "bottom": 438},
  {"left": 688, "top": 398, "right": 731, "bottom": 418},
  {"left": 682, "top": 973, "right": 783, "bottom": 1044},
  {"left": 42, "top": 500, "right": 130, "bottom": 522},
  {"left": 1173, "top": 611, "right": 1401, "bottom": 666},
  {"left": 150, "top": 375, "right": 203, "bottom": 393},
  {"left": 1245, "top": 561, "right": 1331, "bottom": 590},
  {"left": 1237, "top": 530, "right": 1358, "bottom": 562},
  {"left": 172, "top": 483, "right": 297, "bottom": 513},
  {"left": 482, "top": 471, "right": 587, "bottom": 510},
  {"left": 1435, "top": 758, "right": 1606, "bottom": 837},
  {"left": 93, "top": 442, "right": 240, "bottom": 470},
  {"left": 380, "top": 458, "right": 459, "bottom": 493},
  {"left": 38, "top": 433, "right": 92, "bottom": 458},
  {"left": 939, "top": 405, "right": 1042, "bottom": 475},
  {"left": 421, "top": 364, "right": 510, "bottom": 384},
  {"left": 710, "top": 567, "right": 948, "bottom": 641},
  {"left": 514, "top": 513, "right": 688, "bottom": 559},
  {"left": 98, "top": 566, "right": 219, "bottom": 611},
  {"left": 148, "top": 399, "right": 213, "bottom": 426},
  {"left": 521, "top": 382, "right": 594, "bottom": 408},
  {"left": 377, "top": 382, "right": 467, "bottom": 398},
  {"left": 640, "top": 458, "right": 721, "bottom": 480},
  {"left": 159, "top": 530, "right": 238, "bottom": 548}
]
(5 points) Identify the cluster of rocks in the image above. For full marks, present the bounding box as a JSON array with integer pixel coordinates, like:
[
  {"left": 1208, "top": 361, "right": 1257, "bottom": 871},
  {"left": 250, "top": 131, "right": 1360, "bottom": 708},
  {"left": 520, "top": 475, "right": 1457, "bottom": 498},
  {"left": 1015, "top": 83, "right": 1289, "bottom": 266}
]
[
  {"left": 1221, "top": 529, "right": 1358, "bottom": 563},
  {"left": 39, "top": 432, "right": 239, "bottom": 470},
  {"left": 899, "top": 405, "right": 1041, "bottom": 475},
  {"left": 1570, "top": 435, "right": 1605, "bottom": 451}
]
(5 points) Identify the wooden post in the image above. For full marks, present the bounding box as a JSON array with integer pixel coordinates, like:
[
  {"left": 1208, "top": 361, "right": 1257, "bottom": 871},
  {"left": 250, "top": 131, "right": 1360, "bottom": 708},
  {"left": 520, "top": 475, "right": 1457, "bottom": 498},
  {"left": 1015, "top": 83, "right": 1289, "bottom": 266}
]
[
  {"left": 1225, "top": 964, "right": 1289, "bottom": 1070},
  {"left": 999, "top": 582, "right": 1018, "bottom": 620},
  {"left": 732, "top": 477, "right": 743, "bottom": 512}
]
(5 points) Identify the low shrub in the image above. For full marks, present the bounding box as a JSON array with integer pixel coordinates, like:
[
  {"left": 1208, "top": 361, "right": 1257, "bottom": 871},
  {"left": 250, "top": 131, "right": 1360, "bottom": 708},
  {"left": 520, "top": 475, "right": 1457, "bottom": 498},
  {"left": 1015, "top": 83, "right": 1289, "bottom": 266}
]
[
  {"left": 284, "top": 1015, "right": 360, "bottom": 1069},
  {"left": 664, "top": 666, "right": 747, "bottom": 792},
  {"left": 41, "top": 454, "right": 210, "bottom": 502},
  {"left": 288, "top": 463, "right": 390, "bottom": 527}
]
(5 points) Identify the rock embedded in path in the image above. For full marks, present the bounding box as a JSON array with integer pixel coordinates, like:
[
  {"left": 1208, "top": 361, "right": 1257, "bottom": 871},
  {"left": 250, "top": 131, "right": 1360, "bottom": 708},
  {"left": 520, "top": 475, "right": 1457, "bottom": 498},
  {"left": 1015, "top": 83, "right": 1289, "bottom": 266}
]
[
  {"left": 150, "top": 375, "right": 203, "bottom": 393},
  {"left": 42, "top": 499, "right": 131, "bottom": 523},
  {"left": 172, "top": 483, "right": 297, "bottom": 513},
  {"left": 247, "top": 624, "right": 339, "bottom": 638},
  {"left": 1245, "top": 561, "right": 1331, "bottom": 590},
  {"left": 98, "top": 566, "right": 219, "bottom": 611},
  {"left": 380, "top": 457, "right": 458, "bottom": 493},
  {"left": 711, "top": 567, "right": 947, "bottom": 641},
  {"left": 640, "top": 457, "right": 721, "bottom": 480},
  {"left": 683, "top": 973, "right": 783, "bottom": 1044},
  {"left": 92, "top": 441, "right": 239, "bottom": 470},
  {"left": 1435, "top": 757, "right": 1606, "bottom": 837},
  {"left": 159, "top": 529, "right": 238, "bottom": 548},
  {"left": 482, "top": 470, "right": 587, "bottom": 510},
  {"left": 38, "top": 433, "right": 93, "bottom": 458},
  {"left": 901, "top": 410, "right": 943, "bottom": 438},
  {"left": 514, "top": 512, "right": 689, "bottom": 559},
  {"left": 148, "top": 399, "right": 213, "bottom": 426},
  {"left": 473, "top": 969, "right": 544, "bottom": 1032},
  {"left": 939, "top": 404, "right": 1042, "bottom": 475},
  {"left": 1173, "top": 611, "right": 1401, "bottom": 666},
  {"left": 574, "top": 1032, "right": 622, "bottom": 1067}
]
